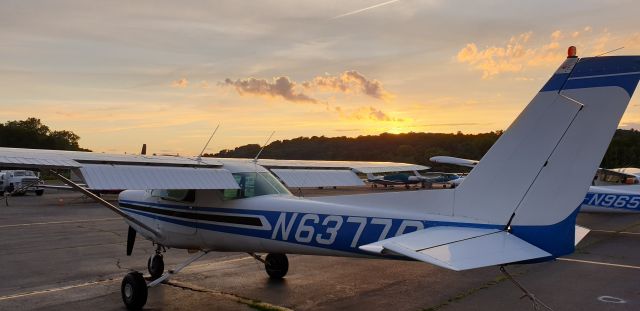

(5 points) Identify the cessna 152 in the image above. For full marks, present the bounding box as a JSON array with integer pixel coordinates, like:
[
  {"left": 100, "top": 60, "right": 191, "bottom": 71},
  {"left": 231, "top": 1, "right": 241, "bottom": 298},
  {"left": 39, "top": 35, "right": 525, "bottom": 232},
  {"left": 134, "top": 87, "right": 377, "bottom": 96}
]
[
  {"left": 365, "top": 171, "right": 462, "bottom": 188},
  {"left": 0, "top": 48, "right": 638, "bottom": 310}
]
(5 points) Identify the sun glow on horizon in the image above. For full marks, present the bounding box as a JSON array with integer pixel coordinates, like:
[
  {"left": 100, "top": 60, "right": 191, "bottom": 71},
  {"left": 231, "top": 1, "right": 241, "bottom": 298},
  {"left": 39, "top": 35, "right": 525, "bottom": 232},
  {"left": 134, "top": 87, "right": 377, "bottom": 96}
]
[{"left": 2, "top": 2, "right": 639, "bottom": 154}]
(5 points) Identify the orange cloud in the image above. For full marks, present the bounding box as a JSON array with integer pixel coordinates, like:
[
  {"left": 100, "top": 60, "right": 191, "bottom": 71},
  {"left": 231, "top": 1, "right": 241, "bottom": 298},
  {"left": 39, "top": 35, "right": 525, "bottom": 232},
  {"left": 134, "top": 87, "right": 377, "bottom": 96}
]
[
  {"left": 334, "top": 106, "right": 403, "bottom": 122},
  {"left": 455, "top": 27, "right": 636, "bottom": 79},
  {"left": 456, "top": 32, "right": 532, "bottom": 79},
  {"left": 171, "top": 78, "right": 189, "bottom": 88},
  {"left": 199, "top": 81, "right": 211, "bottom": 89}
]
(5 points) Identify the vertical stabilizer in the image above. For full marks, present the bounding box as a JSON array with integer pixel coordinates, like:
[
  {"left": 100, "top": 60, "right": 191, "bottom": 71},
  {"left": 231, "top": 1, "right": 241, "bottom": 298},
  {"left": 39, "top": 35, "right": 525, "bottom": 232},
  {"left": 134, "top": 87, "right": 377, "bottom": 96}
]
[{"left": 453, "top": 53, "right": 640, "bottom": 250}]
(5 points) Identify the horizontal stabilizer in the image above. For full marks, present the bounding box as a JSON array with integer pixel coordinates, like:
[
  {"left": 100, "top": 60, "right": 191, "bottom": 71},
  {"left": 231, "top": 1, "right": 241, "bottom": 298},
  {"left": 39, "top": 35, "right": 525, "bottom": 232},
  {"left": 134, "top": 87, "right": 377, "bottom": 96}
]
[
  {"left": 359, "top": 226, "right": 551, "bottom": 271},
  {"left": 271, "top": 169, "right": 365, "bottom": 188}
]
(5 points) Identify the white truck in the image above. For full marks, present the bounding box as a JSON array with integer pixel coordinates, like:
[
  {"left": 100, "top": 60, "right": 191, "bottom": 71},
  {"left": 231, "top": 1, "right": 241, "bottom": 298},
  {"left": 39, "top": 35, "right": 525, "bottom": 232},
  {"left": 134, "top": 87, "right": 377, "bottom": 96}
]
[{"left": 0, "top": 170, "right": 44, "bottom": 196}]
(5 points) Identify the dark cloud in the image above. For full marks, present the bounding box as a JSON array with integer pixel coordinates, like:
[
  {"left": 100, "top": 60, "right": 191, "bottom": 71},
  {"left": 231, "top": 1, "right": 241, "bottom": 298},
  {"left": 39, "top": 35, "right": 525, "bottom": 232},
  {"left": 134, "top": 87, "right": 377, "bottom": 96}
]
[
  {"left": 222, "top": 77, "right": 317, "bottom": 103},
  {"left": 222, "top": 70, "right": 394, "bottom": 104},
  {"left": 310, "top": 71, "right": 393, "bottom": 100}
]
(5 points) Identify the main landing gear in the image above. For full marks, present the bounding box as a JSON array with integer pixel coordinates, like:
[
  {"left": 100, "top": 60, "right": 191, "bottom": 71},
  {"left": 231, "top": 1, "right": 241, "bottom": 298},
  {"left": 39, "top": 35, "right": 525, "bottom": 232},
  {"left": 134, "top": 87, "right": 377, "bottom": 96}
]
[
  {"left": 249, "top": 253, "right": 289, "bottom": 279},
  {"left": 120, "top": 251, "right": 290, "bottom": 309}
]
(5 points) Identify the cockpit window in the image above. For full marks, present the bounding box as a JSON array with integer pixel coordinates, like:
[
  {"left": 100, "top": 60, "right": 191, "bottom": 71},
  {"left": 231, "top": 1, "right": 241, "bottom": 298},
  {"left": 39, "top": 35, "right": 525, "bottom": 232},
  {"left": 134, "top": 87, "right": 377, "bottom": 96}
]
[
  {"left": 152, "top": 189, "right": 195, "bottom": 203},
  {"left": 223, "top": 172, "right": 290, "bottom": 200}
]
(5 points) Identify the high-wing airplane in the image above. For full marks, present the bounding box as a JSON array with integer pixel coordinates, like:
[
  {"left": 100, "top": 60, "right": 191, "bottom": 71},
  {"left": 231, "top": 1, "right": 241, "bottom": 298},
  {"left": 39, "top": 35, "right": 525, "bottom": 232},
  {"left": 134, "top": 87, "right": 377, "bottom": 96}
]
[
  {"left": 365, "top": 172, "right": 423, "bottom": 188},
  {"left": 365, "top": 170, "right": 462, "bottom": 189},
  {"left": 1, "top": 49, "right": 639, "bottom": 310},
  {"left": 430, "top": 156, "right": 640, "bottom": 213},
  {"left": 595, "top": 167, "right": 640, "bottom": 185}
]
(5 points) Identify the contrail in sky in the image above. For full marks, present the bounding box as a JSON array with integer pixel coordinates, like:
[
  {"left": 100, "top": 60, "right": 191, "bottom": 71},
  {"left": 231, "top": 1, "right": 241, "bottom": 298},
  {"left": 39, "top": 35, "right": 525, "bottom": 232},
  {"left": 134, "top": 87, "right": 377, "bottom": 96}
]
[{"left": 332, "top": 0, "right": 403, "bottom": 19}]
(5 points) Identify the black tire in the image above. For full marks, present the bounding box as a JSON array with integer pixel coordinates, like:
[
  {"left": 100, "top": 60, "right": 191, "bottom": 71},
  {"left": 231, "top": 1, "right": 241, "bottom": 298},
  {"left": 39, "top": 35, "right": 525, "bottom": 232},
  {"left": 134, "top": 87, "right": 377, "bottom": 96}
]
[
  {"left": 121, "top": 271, "right": 147, "bottom": 310},
  {"left": 35, "top": 189, "right": 44, "bottom": 196},
  {"left": 265, "top": 253, "right": 289, "bottom": 279},
  {"left": 147, "top": 254, "right": 164, "bottom": 280}
]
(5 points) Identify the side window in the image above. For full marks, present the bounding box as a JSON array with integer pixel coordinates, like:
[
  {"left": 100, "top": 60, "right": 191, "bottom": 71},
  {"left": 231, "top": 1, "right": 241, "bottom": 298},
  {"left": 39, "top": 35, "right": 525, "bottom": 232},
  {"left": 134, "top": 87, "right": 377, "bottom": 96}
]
[
  {"left": 151, "top": 189, "right": 195, "bottom": 203},
  {"left": 221, "top": 172, "right": 289, "bottom": 200},
  {"left": 223, "top": 174, "right": 246, "bottom": 200}
]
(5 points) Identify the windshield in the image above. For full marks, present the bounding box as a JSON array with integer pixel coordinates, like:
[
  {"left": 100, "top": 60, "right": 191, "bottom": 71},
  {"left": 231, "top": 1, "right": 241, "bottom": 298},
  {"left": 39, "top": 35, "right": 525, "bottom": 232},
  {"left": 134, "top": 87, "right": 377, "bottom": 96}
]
[{"left": 223, "top": 172, "right": 290, "bottom": 200}]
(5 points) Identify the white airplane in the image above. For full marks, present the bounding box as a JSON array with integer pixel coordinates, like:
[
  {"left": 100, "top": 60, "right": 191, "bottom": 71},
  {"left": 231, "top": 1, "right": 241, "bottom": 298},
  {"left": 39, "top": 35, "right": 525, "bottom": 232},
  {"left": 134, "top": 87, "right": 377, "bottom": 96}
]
[
  {"left": 1, "top": 48, "right": 639, "bottom": 310},
  {"left": 430, "top": 156, "right": 640, "bottom": 213},
  {"left": 364, "top": 170, "right": 462, "bottom": 189}
]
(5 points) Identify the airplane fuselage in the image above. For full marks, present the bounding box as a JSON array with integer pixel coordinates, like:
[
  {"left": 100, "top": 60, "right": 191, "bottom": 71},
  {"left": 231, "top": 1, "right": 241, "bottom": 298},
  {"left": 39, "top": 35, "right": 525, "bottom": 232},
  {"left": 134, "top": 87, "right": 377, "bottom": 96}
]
[{"left": 119, "top": 190, "right": 500, "bottom": 257}]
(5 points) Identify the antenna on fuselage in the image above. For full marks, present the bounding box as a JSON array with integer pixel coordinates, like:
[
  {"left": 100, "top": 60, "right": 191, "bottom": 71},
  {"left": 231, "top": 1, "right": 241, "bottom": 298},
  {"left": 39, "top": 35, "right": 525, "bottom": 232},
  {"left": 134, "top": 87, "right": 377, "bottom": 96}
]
[
  {"left": 595, "top": 46, "right": 624, "bottom": 57},
  {"left": 253, "top": 131, "right": 275, "bottom": 164},
  {"left": 197, "top": 124, "right": 220, "bottom": 163}
]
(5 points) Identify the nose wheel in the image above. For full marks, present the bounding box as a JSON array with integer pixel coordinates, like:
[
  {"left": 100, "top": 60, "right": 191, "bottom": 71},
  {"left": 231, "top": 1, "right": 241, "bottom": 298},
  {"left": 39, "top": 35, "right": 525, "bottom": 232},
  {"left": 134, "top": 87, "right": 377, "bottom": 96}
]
[
  {"left": 121, "top": 250, "right": 210, "bottom": 310},
  {"left": 121, "top": 271, "right": 148, "bottom": 310},
  {"left": 147, "top": 253, "right": 164, "bottom": 280}
]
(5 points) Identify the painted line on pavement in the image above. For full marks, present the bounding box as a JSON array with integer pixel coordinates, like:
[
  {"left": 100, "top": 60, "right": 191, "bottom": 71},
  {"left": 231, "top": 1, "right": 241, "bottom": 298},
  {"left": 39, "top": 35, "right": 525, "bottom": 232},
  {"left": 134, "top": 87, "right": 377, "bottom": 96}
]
[
  {"left": 0, "top": 218, "right": 120, "bottom": 229},
  {"left": 558, "top": 258, "right": 640, "bottom": 270},
  {"left": 0, "top": 256, "right": 253, "bottom": 301}
]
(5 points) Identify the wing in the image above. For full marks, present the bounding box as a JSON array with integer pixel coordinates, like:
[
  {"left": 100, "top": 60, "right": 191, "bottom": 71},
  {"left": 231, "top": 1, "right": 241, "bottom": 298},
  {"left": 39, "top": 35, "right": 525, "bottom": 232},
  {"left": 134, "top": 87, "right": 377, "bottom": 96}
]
[
  {"left": 255, "top": 158, "right": 429, "bottom": 188},
  {"left": 359, "top": 226, "right": 551, "bottom": 271},
  {"left": 429, "top": 156, "right": 478, "bottom": 168},
  {"left": 257, "top": 158, "right": 429, "bottom": 173},
  {"left": 270, "top": 169, "right": 365, "bottom": 188},
  {"left": 0, "top": 147, "right": 239, "bottom": 190}
]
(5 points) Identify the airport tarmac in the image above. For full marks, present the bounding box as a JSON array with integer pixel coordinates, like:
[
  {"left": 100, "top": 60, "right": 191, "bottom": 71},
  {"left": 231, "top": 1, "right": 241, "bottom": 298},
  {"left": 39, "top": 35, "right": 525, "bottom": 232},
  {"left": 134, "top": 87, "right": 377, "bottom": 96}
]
[{"left": 1, "top": 189, "right": 639, "bottom": 311}]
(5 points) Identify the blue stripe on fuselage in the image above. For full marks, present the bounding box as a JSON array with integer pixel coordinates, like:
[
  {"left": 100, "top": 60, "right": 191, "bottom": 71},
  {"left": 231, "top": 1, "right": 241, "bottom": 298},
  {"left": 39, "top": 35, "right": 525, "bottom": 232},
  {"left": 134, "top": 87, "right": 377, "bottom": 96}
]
[{"left": 119, "top": 199, "right": 501, "bottom": 255}]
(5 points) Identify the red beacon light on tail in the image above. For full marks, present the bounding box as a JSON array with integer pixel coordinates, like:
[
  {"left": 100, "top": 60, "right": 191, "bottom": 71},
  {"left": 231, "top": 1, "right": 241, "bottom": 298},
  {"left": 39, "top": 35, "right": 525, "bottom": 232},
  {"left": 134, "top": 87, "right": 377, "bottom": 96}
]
[{"left": 567, "top": 46, "right": 577, "bottom": 58}]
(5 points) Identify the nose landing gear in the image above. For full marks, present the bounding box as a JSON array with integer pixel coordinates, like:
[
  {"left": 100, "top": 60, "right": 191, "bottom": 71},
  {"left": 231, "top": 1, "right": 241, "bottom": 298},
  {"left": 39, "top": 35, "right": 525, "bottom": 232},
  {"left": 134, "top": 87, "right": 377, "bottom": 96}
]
[
  {"left": 121, "top": 250, "right": 210, "bottom": 310},
  {"left": 147, "top": 245, "right": 165, "bottom": 280},
  {"left": 121, "top": 271, "right": 147, "bottom": 310}
]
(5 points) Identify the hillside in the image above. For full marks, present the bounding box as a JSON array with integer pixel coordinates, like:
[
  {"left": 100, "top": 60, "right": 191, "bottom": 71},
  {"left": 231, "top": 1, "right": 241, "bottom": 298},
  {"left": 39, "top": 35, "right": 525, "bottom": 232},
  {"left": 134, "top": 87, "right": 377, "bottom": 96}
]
[{"left": 212, "top": 129, "right": 640, "bottom": 171}]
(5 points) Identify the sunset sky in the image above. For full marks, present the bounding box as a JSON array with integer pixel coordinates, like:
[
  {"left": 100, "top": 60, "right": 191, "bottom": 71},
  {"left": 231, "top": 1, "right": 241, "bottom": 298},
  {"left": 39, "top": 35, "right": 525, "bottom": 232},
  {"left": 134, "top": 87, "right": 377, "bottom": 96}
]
[{"left": 2, "top": 0, "right": 640, "bottom": 155}]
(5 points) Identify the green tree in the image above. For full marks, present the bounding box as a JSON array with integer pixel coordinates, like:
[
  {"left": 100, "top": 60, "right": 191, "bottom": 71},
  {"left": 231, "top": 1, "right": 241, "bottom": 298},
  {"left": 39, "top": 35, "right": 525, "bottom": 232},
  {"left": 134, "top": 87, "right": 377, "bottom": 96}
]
[{"left": 0, "top": 118, "right": 89, "bottom": 151}]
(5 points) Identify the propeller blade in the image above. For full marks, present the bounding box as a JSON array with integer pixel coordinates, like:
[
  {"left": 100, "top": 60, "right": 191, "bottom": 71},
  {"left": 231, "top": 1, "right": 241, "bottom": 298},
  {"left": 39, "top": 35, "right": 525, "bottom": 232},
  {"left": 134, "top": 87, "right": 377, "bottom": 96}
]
[{"left": 127, "top": 226, "right": 136, "bottom": 256}]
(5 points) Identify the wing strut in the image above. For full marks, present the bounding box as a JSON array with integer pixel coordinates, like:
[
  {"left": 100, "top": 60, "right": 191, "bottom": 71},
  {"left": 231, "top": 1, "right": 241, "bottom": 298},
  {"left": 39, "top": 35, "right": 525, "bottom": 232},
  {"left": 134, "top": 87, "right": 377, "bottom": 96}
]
[{"left": 49, "top": 170, "right": 160, "bottom": 239}]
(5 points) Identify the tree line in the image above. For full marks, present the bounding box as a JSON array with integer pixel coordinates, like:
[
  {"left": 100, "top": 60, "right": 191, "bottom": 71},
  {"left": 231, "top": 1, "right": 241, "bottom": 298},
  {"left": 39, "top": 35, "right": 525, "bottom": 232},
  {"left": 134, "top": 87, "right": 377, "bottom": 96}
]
[
  {"left": 211, "top": 129, "right": 640, "bottom": 171},
  {"left": 2, "top": 118, "right": 640, "bottom": 170},
  {"left": 0, "top": 118, "right": 89, "bottom": 151}
]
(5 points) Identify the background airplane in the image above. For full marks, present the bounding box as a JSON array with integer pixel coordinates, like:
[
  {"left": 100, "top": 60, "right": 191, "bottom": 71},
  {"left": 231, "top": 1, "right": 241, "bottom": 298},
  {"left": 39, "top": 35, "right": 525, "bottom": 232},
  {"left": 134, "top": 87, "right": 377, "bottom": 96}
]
[{"left": 365, "top": 171, "right": 463, "bottom": 189}]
